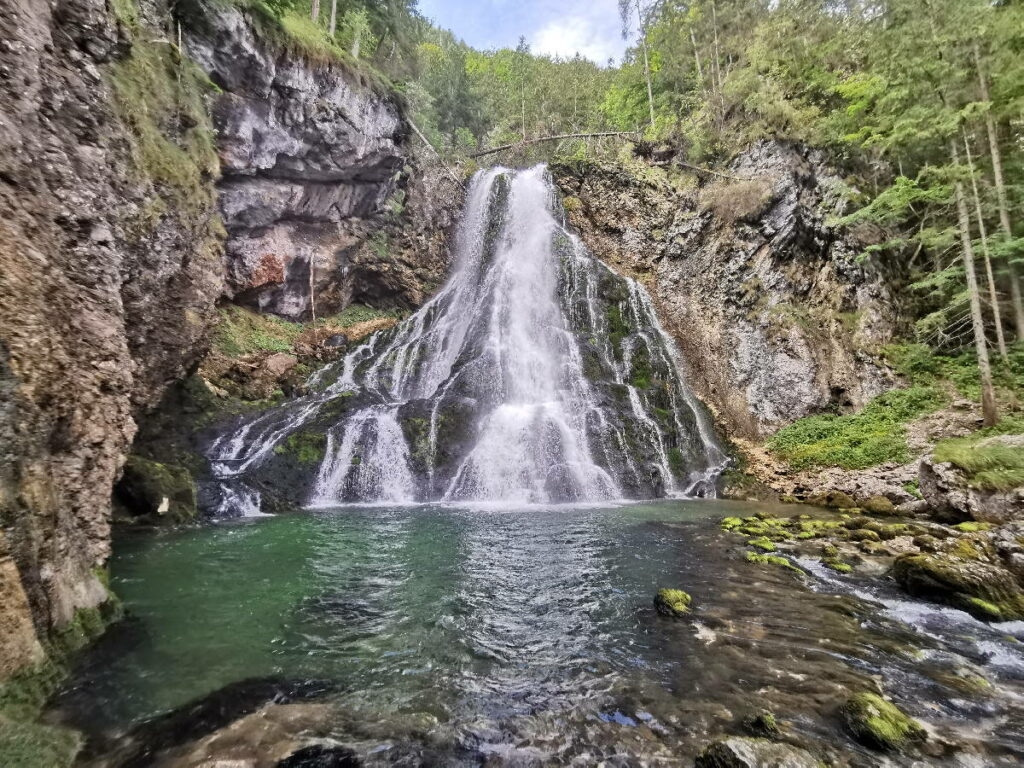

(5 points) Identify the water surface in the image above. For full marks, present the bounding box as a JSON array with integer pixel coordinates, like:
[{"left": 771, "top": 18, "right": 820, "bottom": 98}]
[{"left": 57, "top": 501, "right": 1024, "bottom": 765}]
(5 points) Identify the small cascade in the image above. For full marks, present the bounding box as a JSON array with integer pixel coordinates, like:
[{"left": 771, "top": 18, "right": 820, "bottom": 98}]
[{"left": 204, "top": 165, "right": 726, "bottom": 510}]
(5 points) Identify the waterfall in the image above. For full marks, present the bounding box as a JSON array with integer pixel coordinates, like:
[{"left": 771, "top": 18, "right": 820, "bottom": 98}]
[{"left": 205, "top": 166, "right": 725, "bottom": 511}]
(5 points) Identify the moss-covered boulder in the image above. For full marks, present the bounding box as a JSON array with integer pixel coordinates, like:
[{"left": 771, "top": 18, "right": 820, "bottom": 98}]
[
  {"left": 115, "top": 456, "right": 197, "bottom": 524},
  {"left": 653, "top": 588, "right": 692, "bottom": 617},
  {"left": 841, "top": 693, "right": 926, "bottom": 752},
  {"left": 807, "top": 490, "right": 857, "bottom": 510},
  {"left": 861, "top": 495, "right": 897, "bottom": 516},
  {"left": 892, "top": 551, "right": 1024, "bottom": 621},
  {"left": 694, "top": 737, "right": 820, "bottom": 767},
  {"left": 741, "top": 710, "right": 783, "bottom": 739}
]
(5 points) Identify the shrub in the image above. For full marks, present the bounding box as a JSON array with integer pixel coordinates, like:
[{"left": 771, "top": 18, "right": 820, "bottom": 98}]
[
  {"left": 766, "top": 386, "right": 945, "bottom": 470},
  {"left": 700, "top": 178, "right": 774, "bottom": 222}
]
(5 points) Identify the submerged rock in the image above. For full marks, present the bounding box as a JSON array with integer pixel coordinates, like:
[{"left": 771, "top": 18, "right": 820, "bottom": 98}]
[
  {"left": 840, "top": 692, "right": 926, "bottom": 752},
  {"left": 654, "top": 588, "right": 692, "bottom": 617},
  {"left": 694, "top": 736, "right": 820, "bottom": 768}
]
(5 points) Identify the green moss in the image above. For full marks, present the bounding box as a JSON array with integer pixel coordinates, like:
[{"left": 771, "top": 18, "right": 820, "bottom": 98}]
[
  {"left": 748, "top": 537, "right": 776, "bottom": 552},
  {"left": 861, "top": 495, "right": 896, "bottom": 515},
  {"left": 0, "top": 717, "right": 81, "bottom": 768},
  {"left": 841, "top": 692, "right": 926, "bottom": 752},
  {"left": 744, "top": 551, "right": 805, "bottom": 575},
  {"left": 606, "top": 303, "right": 629, "bottom": 349},
  {"left": 273, "top": 430, "right": 327, "bottom": 464},
  {"left": 105, "top": 28, "right": 219, "bottom": 217},
  {"left": 961, "top": 597, "right": 1004, "bottom": 622},
  {"left": 933, "top": 424, "right": 1024, "bottom": 491},
  {"left": 654, "top": 588, "right": 692, "bottom": 617},
  {"left": 822, "top": 558, "right": 853, "bottom": 573},
  {"left": 721, "top": 517, "right": 744, "bottom": 530},
  {"left": 117, "top": 456, "right": 197, "bottom": 523},
  {"left": 953, "top": 521, "right": 993, "bottom": 533},
  {"left": 213, "top": 305, "right": 304, "bottom": 357}
]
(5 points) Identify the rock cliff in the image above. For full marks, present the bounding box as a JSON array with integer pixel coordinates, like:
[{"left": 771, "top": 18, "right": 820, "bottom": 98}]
[
  {"left": 0, "top": 0, "right": 456, "bottom": 685},
  {"left": 554, "top": 142, "right": 905, "bottom": 440}
]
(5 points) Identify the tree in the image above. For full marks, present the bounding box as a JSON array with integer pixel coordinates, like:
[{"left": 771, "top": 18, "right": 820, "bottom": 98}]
[{"left": 618, "top": 0, "right": 656, "bottom": 128}]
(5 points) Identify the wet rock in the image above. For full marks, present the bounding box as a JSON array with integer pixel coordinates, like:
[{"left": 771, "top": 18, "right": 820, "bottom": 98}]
[
  {"left": 114, "top": 456, "right": 197, "bottom": 524},
  {"left": 740, "top": 710, "right": 783, "bottom": 739},
  {"left": 840, "top": 692, "right": 926, "bottom": 752},
  {"left": 919, "top": 454, "right": 1024, "bottom": 524},
  {"left": 694, "top": 736, "right": 820, "bottom": 767},
  {"left": 861, "top": 495, "right": 896, "bottom": 516},
  {"left": 654, "top": 588, "right": 692, "bottom": 617},
  {"left": 277, "top": 744, "right": 361, "bottom": 767},
  {"left": 892, "top": 546, "right": 1024, "bottom": 622}
]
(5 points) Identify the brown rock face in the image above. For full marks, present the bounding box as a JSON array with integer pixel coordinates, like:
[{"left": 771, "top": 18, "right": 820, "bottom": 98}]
[
  {"left": 554, "top": 142, "right": 904, "bottom": 439},
  {"left": 0, "top": 0, "right": 224, "bottom": 656}
]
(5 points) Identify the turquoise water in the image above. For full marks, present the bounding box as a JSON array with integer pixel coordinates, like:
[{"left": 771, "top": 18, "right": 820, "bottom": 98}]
[{"left": 56, "top": 501, "right": 1024, "bottom": 765}]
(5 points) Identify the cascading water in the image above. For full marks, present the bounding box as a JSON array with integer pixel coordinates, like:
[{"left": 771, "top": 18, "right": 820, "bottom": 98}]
[{"left": 205, "top": 166, "right": 726, "bottom": 512}]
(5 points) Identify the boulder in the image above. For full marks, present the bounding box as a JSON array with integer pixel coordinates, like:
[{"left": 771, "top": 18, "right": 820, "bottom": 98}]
[
  {"left": 892, "top": 543, "right": 1024, "bottom": 622},
  {"left": 919, "top": 454, "right": 1023, "bottom": 525},
  {"left": 860, "top": 495, "right": 896, "bottom": 516},
  {"left": 840, "top": 693, "right": 925, "bottom": 752},
  {"left": 654, "top": 588, "right": 692, "bottom": 617},
  {"left": 694, "top": 737, "right": 820, "bottom": 768}
]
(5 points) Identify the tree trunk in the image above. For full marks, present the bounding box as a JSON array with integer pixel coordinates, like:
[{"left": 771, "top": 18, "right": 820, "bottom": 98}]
[
  {"left": 952, "top": 141, "right": 998, "bottom": 427},
  {"left": 963, "top": 131, "right": 1008, "bottom": 361},
  {"left": 976, "top": 44, "right": 1024, "bottom": 338},
  {"left": 689, "top": 29, "right": 705, "bottom": 93},
  {"left": 329, "top": 0, "right": 338, "bottom": 38},
  {"left": 311, "top": 0, "right": 320, "bottom": 23},
  {"left": 636, "top": 3, "right": 655, "bottom": 128}
]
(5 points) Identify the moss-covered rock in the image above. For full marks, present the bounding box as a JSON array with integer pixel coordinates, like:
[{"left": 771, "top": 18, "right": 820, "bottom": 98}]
[
  {"left": 741, "top": 710, "right": 783, "bottom": 739},
  {"left": 114, "top": 455, "right": 197, "bottom": 524},
  {"left": 694, "top": 737, "right": 820, "bottom": 767},
  {"left": 822, "top": 558, "right": 853, "bottom": 574},
  {"left": 0, "top": 717, "right": 81, "bottom": 768},
  {"left": 892, "top": 551, "right": 1024, "bottom": 622},
  {"left": 841, "top": 692, "right": 926, "bottom": 752},
  {"left": 807, "top": 490, "right": 857, "bottom": 510},
  {"left": 654, "top": 588, "right": 692, "bottom": 617},
  {"left": 861, "top": 495, "right": 897, "bottom": 516},
  {"left": 747, "top": 536, "right": 777, "bottom": 552},
  {"left": 745, "top": 552, "right": 805, "bottom": 575}
]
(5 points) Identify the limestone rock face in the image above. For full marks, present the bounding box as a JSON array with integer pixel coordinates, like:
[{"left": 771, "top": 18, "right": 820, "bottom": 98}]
[
  {"left": 919, "top": 450, "right": 1024, "bottom": 524},
  {"left": 0, "top": 0, "right": 223, "bottom": 652},
  {"left": 554, "top": 142, "right": 903, "bottom": 438},
  {"left": 182, "top": 0, "right": 458, "bottom": 320}
]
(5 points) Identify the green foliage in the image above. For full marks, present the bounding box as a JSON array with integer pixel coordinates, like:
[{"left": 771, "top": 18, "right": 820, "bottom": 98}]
[
  {"left": 767, "top": 386, "right": 945, "bottom": 470},
  {"left": 933, "top": 417, "right": 1024, "bottom": 491},
  {"left": 842, "top": 693, "right": 927, "bottom": 752},
  {"left": 105, "top": 28, "right": 219, "bottom": 215},
  {"left": 214, "top": 305, "right": 304, "bottom": 357},
  {"left": 273, "top": 431, "right": 327, "bottom": 464}
]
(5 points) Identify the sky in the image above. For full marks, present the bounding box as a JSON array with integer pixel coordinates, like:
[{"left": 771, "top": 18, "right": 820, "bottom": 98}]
[{"left": 417, "top": 0, "right": 630, "bottom": 66}]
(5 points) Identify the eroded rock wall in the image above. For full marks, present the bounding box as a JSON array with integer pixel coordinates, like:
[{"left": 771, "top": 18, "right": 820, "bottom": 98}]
[
  {"left": 554, "top": 142, "right": 905, "bottom": 439},
  {"left": 181, "top": 0, "right": 458, "bottom": 319},
  {"left": 0, "top": 0, "right": 225, "bottom": 668},
  {"left": 0, "top": 0, "right": 455, "bottom": 682}
]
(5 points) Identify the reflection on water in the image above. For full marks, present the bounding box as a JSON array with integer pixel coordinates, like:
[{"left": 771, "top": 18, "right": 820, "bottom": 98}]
[{"left": 55, "top": 501, "right": 1024, "bottom": 766}]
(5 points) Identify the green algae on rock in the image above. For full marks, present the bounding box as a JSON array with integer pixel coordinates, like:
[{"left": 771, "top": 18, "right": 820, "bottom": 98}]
[
  {"left": 744, "top": 552, "right": 806, "bottom": 575},
  {"left": 654, "top": 588, "right": 692, "bottom": 617},
  {"left": 840, "top": 692, "right": 926, "bottom": 752}
]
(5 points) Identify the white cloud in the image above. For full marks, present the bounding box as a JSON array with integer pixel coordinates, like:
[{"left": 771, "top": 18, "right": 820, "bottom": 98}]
[{"left": 532, "top": 12, "right": 624, "bottom": 65}]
